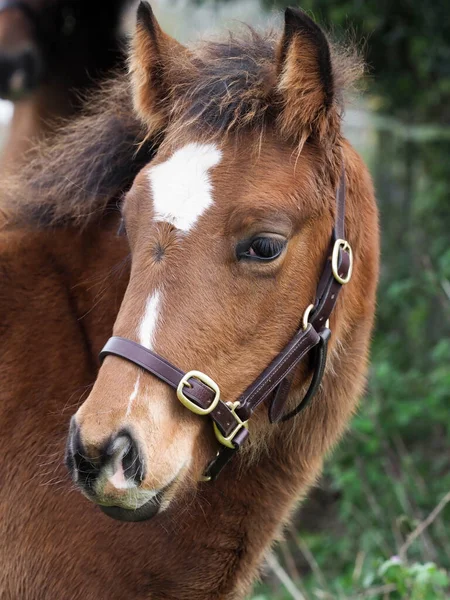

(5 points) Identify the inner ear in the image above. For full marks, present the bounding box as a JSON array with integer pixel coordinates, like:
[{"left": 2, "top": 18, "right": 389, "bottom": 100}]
[
  {"left": 129, "top": 2, "right": 189, "bottom": 136},
  {"left": 276, "top": 7, "right": 336, "bottom": 140}
]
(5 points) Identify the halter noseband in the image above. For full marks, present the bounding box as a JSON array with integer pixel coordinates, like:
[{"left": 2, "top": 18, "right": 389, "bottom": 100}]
[{"left": 100, "top": 168, "right": 353, "bottom": 481}]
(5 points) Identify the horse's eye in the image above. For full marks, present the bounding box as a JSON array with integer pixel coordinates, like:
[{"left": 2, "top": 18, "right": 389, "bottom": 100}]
[{"left": 236, "top": 236, "right": 287, "bottom": 262}]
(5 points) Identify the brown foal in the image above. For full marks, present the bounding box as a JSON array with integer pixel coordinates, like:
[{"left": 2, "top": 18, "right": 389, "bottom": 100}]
[{"left": 0, "top": 5, "right": 379, "bottom": 598}]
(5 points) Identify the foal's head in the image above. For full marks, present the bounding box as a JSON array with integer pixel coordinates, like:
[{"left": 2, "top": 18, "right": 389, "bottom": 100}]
[{"left": 67, "top": 3, "right": 361, "bottom": 521}]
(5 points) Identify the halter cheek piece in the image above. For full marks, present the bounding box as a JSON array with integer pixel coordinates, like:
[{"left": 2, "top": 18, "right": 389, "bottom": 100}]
[{"left": 100, "top": 168, "right": 352, "bottom": 482}]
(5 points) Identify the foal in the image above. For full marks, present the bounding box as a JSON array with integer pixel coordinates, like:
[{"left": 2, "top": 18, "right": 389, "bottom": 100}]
[
  {"left": 1, "top": 5, "right": 378, "bottom": 599},
  {"left": 66, "top": 3, "right": 378, "bottom": 594},
  {"left": 0, "top": 0, "right": 133, "bottom": 171}
]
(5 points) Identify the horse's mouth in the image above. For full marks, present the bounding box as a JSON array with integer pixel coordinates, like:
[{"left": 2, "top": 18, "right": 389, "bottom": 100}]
[{"left": 99, "top": 489, "right": 165, "bottom": 523}]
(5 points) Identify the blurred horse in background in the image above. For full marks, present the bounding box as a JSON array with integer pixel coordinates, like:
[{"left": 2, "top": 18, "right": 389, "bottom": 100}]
[{"left": 0, "top": 0, "right": 136, "bottom": 171}]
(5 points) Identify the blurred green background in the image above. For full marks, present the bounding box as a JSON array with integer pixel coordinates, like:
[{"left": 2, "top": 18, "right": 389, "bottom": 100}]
[{"left": 152, "top": 0, "right": 450, "bottom": 598}]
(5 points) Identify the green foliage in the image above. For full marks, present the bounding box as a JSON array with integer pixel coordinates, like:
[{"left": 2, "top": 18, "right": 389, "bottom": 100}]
[
  {"left": 278, "top": 0, "right": 450, "bottom": 123},
  {"left": 254, "top": 558, "right": 450, "bottom": 599},
  {"left": 379, "top": 558, "right": 449, "bottom": 600}
]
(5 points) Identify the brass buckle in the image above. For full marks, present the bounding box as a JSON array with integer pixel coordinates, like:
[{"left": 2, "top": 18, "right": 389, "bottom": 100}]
[
  {"left": 332, "top": 239, "right": 353, "bottom": 284},
  {"left": 213, "top": 401, "right": 249, "bottom": 449},
  {"left": 177, "top": 370, "right": 220, "bottom": 416}
]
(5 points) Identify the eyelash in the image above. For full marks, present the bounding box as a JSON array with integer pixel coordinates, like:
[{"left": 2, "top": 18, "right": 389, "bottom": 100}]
[{"left": 236, "top": 236, "right": 287, "bottom": 262}]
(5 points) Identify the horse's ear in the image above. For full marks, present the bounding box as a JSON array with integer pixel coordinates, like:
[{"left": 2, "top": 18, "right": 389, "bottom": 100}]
[
  {"left": 276, "top": 7, "right": 337, "bottom": 142},
  {"left": 129, "top": 2, "right": 188, "bottom": 135}
]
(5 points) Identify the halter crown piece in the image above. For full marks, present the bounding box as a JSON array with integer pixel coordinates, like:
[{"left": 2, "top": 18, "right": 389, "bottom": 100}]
[{"left": 100, "top": 167, "right": 353, "bottom": 481}]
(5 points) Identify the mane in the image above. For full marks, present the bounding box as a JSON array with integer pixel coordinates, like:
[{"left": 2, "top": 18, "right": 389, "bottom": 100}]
[
  {"left": 161, "top": 27, "right": 363, "bottom": 146},
  {"left": 2, "top": 23, "right": 362, "bottom": 229},
  {"left": 1, "top": 74, "right": 155, "bottom": 229}
]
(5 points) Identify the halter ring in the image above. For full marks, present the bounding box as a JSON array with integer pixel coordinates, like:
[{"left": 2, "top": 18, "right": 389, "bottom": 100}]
[
  {"left": 302, "top": 304, "right": 315, "bottom": 331},
  {"left": 213, "top": 402, "right": 249, "bottom": 449}
]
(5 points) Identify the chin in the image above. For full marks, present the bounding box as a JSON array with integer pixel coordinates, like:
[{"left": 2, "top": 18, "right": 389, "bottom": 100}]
[{"left": 99, "top": 489, "right": 165, "bottom": 522}]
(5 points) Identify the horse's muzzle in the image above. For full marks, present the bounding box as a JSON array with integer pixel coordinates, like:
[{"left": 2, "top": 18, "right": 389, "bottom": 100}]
[{"left": 65, "top": 417, "right": 165, "bottom": 522}]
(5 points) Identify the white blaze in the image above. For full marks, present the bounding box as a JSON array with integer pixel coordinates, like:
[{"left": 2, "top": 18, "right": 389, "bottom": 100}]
[
  {"left": 139, "top": 290, "right": 161, "bottom": 350},
  {"left": 148, "top": 142, "right": 222, "bottom": 232},
  {"left": 127, "top": 143, "right": 222, "bottom": 433},
  {"left": 126, "top": 373, "right": 141, "bottom": 418}
]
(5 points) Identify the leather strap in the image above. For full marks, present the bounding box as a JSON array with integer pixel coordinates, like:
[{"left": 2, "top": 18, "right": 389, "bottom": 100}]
[
  {"left": 235, "top": 325, "right": 320, "bottom": 421},
  {"left": 264, "top": 169, "right": 349, "bottom": 420},
  {"left": 203, "top": 427, "right": 249, "bottom": 481},
  {"left": 278, "top": 327, "right": 330, "bottom": 423},
  {"left": 100, "top": 337, "right": 244, "bottom": 440}
]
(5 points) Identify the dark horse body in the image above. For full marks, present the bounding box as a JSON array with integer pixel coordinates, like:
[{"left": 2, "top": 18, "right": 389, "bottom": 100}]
[{"left": 0, "top": 0, "right": 134, "bottom": 172}]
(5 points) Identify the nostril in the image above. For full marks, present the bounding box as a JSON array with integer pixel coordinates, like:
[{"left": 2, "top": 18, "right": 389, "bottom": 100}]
[
  {"left": 65, "top": 416, "right": 100, "bottom": 492},
  {"left": 123, "top": 440, "right": 145, "bottom": 485},
  {"left": 106, "top": 432, "right": 145, "bottom": 488},
  {"left": 66, "top": 422, "right": 145, "bottom": 495}
]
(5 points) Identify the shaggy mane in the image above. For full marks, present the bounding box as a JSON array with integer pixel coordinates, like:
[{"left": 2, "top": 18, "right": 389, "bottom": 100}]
[
  {"left": 1, "top": 74, "right": 155, "bottom": 229},
  {"left": 1, "top": 22, "right": 362, "bottom": 229},
  {"left": 161, "top": 27, "right": 363, "bottom": 145}
]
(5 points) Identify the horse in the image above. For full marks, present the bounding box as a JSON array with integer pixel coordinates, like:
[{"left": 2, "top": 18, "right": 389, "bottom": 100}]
[
  {"left": 0, "top": 0, "right": 134, "bottom": 172},
  {"left": 0, "top": 4, "right": 379, "bottom": 598}
]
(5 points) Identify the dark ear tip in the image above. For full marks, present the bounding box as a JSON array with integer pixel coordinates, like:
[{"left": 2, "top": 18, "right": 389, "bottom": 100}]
[
  {"left": 284, "top": 6, "right": 299, "bottom": 19},
  {"left": 284, "top": 6, "right": 305, "bottom": 23},
  {"left": 284, "top": 6, "right": 321, "bottom": 33},
  {"left": 137, "top": 1, "right": 155, "bottom": 30}
]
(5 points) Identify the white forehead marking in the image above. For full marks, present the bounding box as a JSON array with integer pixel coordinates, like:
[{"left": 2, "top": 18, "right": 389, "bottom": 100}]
[
  {"left": 148, "top": 142, "right": 222, "bottom": 232},
  {"left": 139, "top": 290, "right": 161, "bottom": 350}
]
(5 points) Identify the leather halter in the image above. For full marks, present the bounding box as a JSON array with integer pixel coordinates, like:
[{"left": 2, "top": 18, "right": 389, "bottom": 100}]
[{"left": 100, "top": 168, "right": 353, "bottom": 481}]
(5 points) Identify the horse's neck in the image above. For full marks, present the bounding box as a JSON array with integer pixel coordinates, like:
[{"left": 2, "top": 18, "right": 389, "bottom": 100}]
[{"left": 0, "top": 222, "right": 353, "bottom": 599}]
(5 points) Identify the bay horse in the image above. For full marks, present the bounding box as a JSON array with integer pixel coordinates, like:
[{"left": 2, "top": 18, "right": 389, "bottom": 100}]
[
  {"left": 0, "top": 4, "right": 379, "bottom": 598},
  {"left": 0, "top": 0, "right": 134, "bottom": 171}
]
